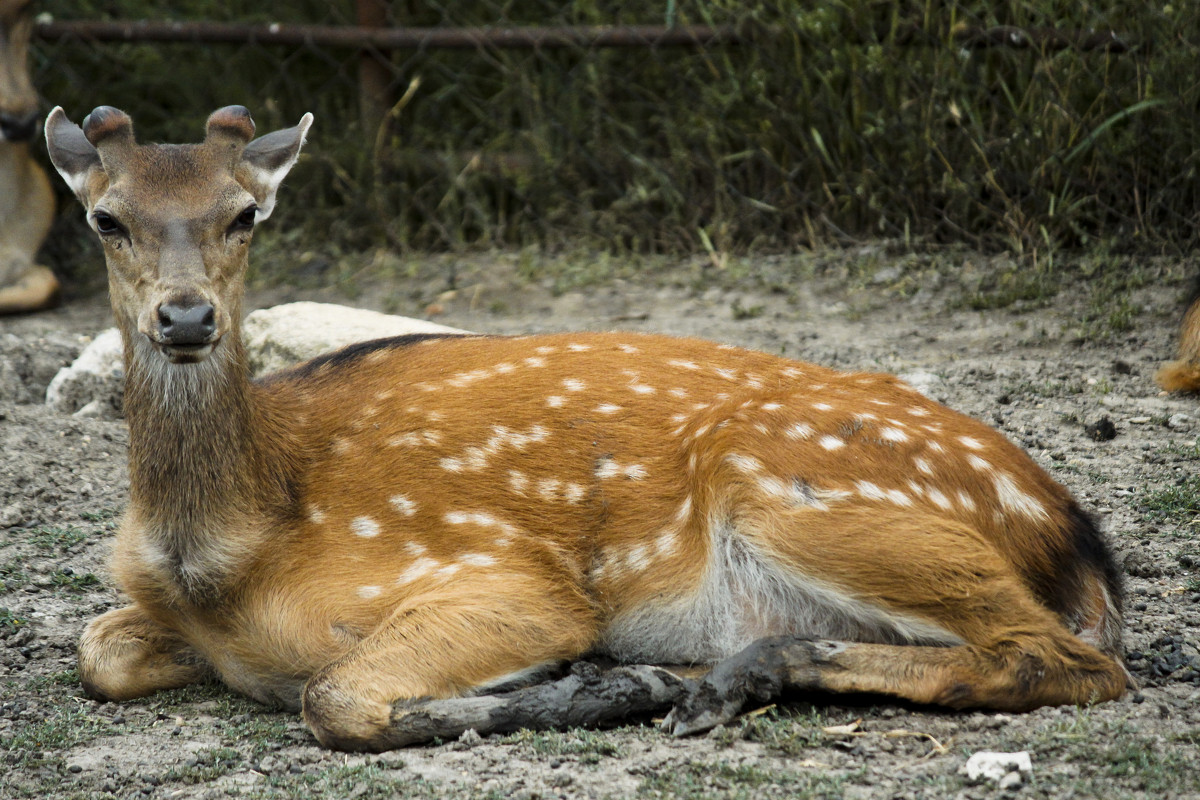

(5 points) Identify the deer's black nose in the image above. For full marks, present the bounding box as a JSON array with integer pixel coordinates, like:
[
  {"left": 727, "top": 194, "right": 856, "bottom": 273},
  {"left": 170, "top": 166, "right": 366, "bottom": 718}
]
[
  {"left": 157, "top": 301, "right": 216, "bottom": 346},
  {"left": 0, "top": 111, "right": 39, "bottom": 142}
]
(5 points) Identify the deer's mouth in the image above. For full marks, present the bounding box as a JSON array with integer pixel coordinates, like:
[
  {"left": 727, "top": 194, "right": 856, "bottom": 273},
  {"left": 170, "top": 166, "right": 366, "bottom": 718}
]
[{"left": 157, "top": 340, "right": 217, "bottom": 364}]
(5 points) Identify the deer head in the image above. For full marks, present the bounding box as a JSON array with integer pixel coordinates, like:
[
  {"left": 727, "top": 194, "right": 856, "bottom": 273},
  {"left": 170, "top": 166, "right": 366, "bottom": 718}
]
[{"left": 44, "top": 105, "right": 312, "bottom": 363}]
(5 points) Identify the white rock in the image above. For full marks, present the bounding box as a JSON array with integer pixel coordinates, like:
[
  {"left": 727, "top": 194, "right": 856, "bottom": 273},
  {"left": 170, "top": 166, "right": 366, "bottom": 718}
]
[
  {"left": 242, "top": 301, "right": 468, "bottom": 375},
  {"left": 44, "top": 328, "right": 123, "bottom": 417},
  {"left": 963, "top": 750, "right": 1033, "bottom": 783},
  {"left": 44, "top": 304, "right": 471, "bottom": 416},
  {"left": 897, "top": 370, "right": 945, "bottom": 399}
]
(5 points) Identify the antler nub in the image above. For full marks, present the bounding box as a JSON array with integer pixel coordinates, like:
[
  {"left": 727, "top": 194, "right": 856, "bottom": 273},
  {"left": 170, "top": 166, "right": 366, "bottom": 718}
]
[
  {"left": 81, "top": 106, "right": 136, "bottom": 174},
  {"left": 205, "top": 106, "right": 256, "bottom": 169}
]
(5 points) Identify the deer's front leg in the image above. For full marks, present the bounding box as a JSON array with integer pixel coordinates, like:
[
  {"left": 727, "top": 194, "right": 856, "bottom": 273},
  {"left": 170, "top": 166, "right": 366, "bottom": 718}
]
[
  {"left": 301, "top": 578, "right": 597, "bottom": 751},
  {"left": 78, "top": 605, "right": 210, "bottom": 700}
]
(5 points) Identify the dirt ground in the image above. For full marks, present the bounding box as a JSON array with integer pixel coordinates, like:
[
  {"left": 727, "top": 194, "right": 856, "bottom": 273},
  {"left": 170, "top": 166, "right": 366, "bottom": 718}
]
[{"left": 1, "top": 247, "right": 1198, "bottom": 799}]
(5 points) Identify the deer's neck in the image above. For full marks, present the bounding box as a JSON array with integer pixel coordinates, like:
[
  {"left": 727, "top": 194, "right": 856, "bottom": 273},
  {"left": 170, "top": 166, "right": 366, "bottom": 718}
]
[{"left": 122, "top": 330, "right": 299, "bottom": 597}]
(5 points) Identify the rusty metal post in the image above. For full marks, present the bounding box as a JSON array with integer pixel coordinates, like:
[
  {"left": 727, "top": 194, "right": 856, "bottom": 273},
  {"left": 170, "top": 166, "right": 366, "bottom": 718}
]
[{"left": 356, "top": 0, "right": 393, "bottom": 145}]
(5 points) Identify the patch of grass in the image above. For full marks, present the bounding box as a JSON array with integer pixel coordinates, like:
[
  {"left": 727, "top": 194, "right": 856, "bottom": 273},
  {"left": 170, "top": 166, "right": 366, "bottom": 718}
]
[
  {"left": 50, "top": 570, "right": 101, "bottom": 594},
  {"left": 0, "top": 561, "right": 28, "bottom": 594},
  {"left": 80, "top": 508, "right": 120, "bottom": 523},
  {"left": 737, "top": 705, "right": 828, "bottom": 755},
  {"left": 0, "top": 700, "right": 109, "bottom": 769},
  {"left": 1141, "top": 475, "right": 1200, "bottom": 530},
  {"left": 252, "top": 763, "right": 456, "bottom": 800},
  {"left": 636, "top": 760, "right": 852, "bottom": 799},
  {"left": 163, "top": 745, "right": 243, "bottom": 785},
  {"left": 963, "top": 266, "right": 1059, "bottom": 311},
  {"left": 0, "top": 608, "right": 27, "bottom": 634},
  {"left": 500, "top": 727, "right": 625, "bottom": 762},
  {"left": 28, "top": 526, "right": 89, "bottom": 553}
]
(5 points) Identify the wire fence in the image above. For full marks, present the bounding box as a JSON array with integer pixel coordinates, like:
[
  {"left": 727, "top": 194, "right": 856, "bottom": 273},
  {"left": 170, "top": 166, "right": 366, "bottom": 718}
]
[{"left": 28, "top": 1, "right": 1200, "bottom": 257}]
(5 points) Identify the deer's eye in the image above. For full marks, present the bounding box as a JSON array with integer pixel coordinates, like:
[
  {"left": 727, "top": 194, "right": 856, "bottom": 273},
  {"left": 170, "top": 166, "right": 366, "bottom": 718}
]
[
  {"left": 231, "top": 206, "right": 258, "bottom": 232},
  {"left": 93, "top": 211, "right": 122, "bottom": 235}
]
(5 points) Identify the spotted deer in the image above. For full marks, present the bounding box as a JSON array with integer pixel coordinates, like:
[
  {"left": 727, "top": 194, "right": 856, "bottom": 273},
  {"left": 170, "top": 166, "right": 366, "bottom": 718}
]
[
  {"left": 0, "top": 0, "right": 57, "bottom": 313},
  {"left": 1156, "top": 284, "right": 1200, "bottom": 392},
  {"left": 45, "top": 104, "right": 1128, "bottom": 753}
]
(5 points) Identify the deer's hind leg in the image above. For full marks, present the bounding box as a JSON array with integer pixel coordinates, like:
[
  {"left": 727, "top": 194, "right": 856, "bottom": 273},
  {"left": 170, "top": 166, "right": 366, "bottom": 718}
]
[
  {"left": 301, "top": 573, "right": 598, "bottom": 751},
  {"left": 78, "top": 605, "right": 210, "bottom": 700},
  {"left": 665, "top": 506, "right": 1127, "bottom": 735}
]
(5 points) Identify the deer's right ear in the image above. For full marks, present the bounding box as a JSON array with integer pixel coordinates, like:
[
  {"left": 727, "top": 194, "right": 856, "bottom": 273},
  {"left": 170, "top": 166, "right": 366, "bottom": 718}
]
[{"left": 45, "top": 107, "right": 104, "bottom": 205}]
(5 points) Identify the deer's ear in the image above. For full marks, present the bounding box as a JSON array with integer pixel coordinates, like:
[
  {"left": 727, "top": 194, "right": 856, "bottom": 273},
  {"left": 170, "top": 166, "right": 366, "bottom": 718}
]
[
  {"left": 45, "top": 107, "right": 104, "bottom": 204},
  {"left": 235, "top": 112, "right": 313, "bottom": 222}
]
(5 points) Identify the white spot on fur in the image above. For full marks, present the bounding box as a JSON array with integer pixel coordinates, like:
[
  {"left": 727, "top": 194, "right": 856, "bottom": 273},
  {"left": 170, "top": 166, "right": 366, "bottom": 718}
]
[
  {"left": 564, "top": 483, "right": 586, "bottom": 504},
  {"left": 440, "top": 456, "right": 464, "bottom": 473},
  {"left": 812, "top": 402, "right": 834, "bottom": 412},
  {"left": 713, "top": 367, "right": 737, "bottom": 381},
  {"left": 786, "top": 422, "right": 815, "bottom": 440},
  {"left": 547, "top": 396, "right": 566, "bottom": 408},
  {"left": 595, "top": 404, "right": 623, "bottom": 414},
  {"left": 351, "top": 517, "right": 380, "bottom": 538},
  {"left": 676, "top": 495, "right": 693, "bottom": 522},
  {"left": 956, "top": 491, "right": 977, "bottom": 512},
  {"left": 536, "top": 346, "right": 556, "bottom": 355},
  {"left": 509, "top": 470, "right": 529, "bottom": 495},
  {"left": 880, "top": 427, "right": 909, "bottom": 443},
  {"left": 926, "top": 487, "right": 952, "bottom": 510},
  {"left": 524, "top": 356, "right": 547, "bottom": 368},
  {"left": 538, "top": 478, "right": 562, "bottom": 501},
  {"left": 618, "top": 344, "right": 640, "bottom": 354},
  {"left": 390, "top": 495, "right": 417, "bottom": 516},
  {"left": 855, "top": 481, "right": 888, "bottom": 501},
  {"left": 655, "top": 530, "right": 679, "bottom": 556},
  {"left": 404, "top": 542, "right": 427, "bottom": 557},
  {"left": 624, "top": 464, "right": 648, "bottom": 480},
  {"left": 967, "top": 454, "right": 992, "bottom": 472},
  {"left": 460, "top": 553, "right": 497, "bottom": 567},
  {"left": 436, "top": 563, "right": 461, "bottom": 578},
  {"left": 308, "top": 505, "right": 326, "bottom": 525},
  {"left": 563, "top": 378, "right": 586, "bottom": 392},
  {"left": 886, "top": 489, "right": 913, "bottom": 507},
  {"left": 596, "top": 458, "right": 621, "bottom": 479},
  {"left": 630, "top": 383, "right": 656, "bottom": 395},
  {"left": 567, "top": 343, "right": 591, "bottom": 352},
  {"left": 494, "top": 362, "right": 516, "bottom": 374},
  {"left": 993, "top": 472, "right": 1049, "bottom": 520},
  {"left": 908, "top": 407, "right": 930, "bottom": 417},
  {"left": 726, "top": 454, "right": 763, "bottom": 474},
  {"left": 396, "top": 557, "right": 438, "bottom": 585},
  {"left": 669, "top": 359, "right": 700, "bottom": 370},
  {"left": 959, "top": 436, "right": 985, "bottom": 450},
  {"left": 669, "top": 387, "right": 688, "bottom": 398},
  {"left": 357, "top": 585, "right": 382, "bottom": 599},
  {"left": 626, "top": 545, "right": 650, "bottom": 572},
  {"left": 914, "top": 457, "right": 933, "bottom": 476},
  {"left": 819, "top": 435, "right": 845, "bottom": 451},
  {"left": 926, "top": 440, "right": 946, "bottom": 453}
]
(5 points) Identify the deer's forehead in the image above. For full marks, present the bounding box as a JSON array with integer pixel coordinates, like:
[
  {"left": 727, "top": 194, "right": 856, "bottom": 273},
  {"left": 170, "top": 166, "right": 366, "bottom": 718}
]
[{"left": 102, "top": 145, "right": 253, "bottom": 219}]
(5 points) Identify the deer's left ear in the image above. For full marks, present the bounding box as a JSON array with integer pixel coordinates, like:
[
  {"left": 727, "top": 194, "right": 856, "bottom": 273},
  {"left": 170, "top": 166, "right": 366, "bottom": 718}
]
[
  {"left": 235, "top": 112, "right": 313, "bottom": 222},
  {"left": 45, "top": 106, "right": 104, "bottom": 205}
]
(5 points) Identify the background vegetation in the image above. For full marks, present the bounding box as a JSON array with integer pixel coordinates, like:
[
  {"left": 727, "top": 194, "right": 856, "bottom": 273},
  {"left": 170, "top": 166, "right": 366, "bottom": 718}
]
[{"left": 28, "top": 1, "right": 1200, "bottom": 262}]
